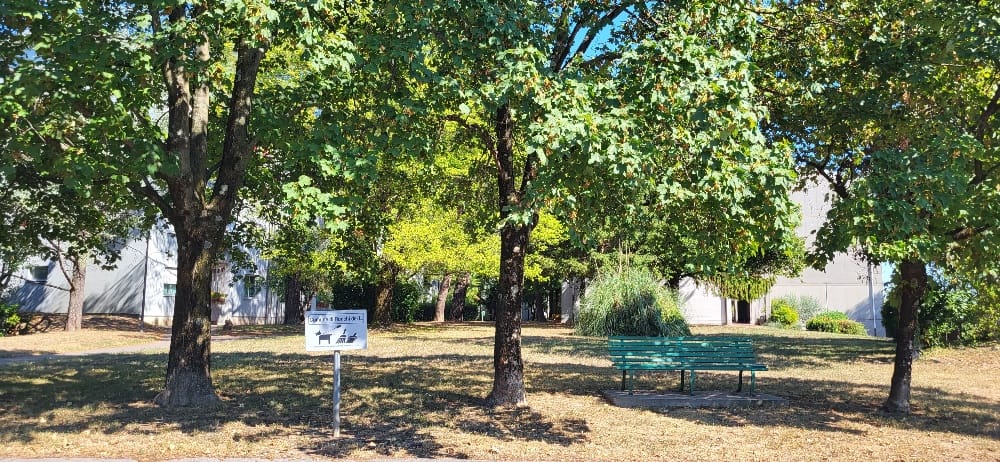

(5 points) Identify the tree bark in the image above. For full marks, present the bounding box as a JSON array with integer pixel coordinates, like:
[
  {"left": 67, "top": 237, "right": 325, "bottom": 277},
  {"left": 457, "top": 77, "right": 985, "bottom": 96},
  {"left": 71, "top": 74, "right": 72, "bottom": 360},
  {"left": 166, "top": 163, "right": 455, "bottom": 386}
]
[
  {"left": 881, "top": 259, "right": 927, "bottom": 415},
  {"left": 549, "top": 286, "right": 560, "bottom": 321},
  {"left": 487, "top": 103, "right": 535, "bottom": 407},
  {"left": 283, "top": 273, "right": 302, "bottom": 325},
  {"left": 64, "top": 253, "right": 87, "bottom": 331},
  {"left": 450, "top": 272, "right": 471, "bottom": 321},
  {"left": 490, "top": 221, "right": 530, "bottom": 406},
  {"left": 533, "top": 293, "right": 547, "bottom": 322},
  {"left": 154, "top": 224, "right": 222, "bottom": 407},
  {"left": 434, "top": 273, "right": 452, "bottom": 323},
  {"left": 374, "top": 260, "right": 399, "bottom": 327}
]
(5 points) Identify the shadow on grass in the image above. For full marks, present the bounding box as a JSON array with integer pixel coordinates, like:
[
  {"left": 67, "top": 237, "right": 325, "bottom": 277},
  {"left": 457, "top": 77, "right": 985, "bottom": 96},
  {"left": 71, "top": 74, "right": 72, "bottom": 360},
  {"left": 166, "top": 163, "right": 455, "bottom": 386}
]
[
  {"left": 0, "top": 332, "right": 996, "bottom": 458},
  {"left": 0, "top": 349, "right": 586, "bottom": 459},
  {"left": 645, "top": 375, "right": 1000, "bottom": 441},
  {"left": 0, "top": 349, "right": 62, "bottom": 360}
]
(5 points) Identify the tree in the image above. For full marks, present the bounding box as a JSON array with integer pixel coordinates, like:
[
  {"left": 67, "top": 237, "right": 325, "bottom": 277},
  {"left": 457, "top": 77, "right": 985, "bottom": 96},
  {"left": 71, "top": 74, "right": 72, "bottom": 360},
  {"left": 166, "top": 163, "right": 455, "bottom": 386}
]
[
  {"left": 383, "top": 199, "right": 501, "bottom": 322},
  {"left": 758, "top": 0, "right": 1000, "bottom": 414},
  {"left": 1, "top": 1, "right": 356, "bottom": 406},
  {"left": 1, "top": 151, "right": 141, "bottom": 332},
  {"left": 398, "top": 0, "right": 798, "bottom": 406}
]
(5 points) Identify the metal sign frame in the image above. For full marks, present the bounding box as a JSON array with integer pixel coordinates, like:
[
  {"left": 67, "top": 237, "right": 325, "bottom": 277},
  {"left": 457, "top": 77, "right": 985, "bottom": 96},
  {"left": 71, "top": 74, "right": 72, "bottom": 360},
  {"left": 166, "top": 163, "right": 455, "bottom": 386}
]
[{"left": 305, "top": 309, "right": 368, "bottom": 437}]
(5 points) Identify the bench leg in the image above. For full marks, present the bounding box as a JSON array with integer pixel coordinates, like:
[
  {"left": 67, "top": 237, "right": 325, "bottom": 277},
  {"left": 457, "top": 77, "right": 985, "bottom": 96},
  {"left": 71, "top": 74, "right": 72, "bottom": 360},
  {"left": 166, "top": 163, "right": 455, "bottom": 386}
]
[
  {"left": 736, "top": 370, "right": 744, "bottom": 393},
  {"left": 679, "top": 370, "right": 686, "bottom": 393},
  {"left": 621, "top": 370, "right": 626, "bottom": 392}
]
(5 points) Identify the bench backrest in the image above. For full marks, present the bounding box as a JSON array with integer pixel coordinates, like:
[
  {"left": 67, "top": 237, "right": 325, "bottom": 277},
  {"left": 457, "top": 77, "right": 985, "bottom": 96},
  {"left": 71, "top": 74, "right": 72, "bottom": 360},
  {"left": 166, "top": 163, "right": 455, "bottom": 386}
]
[{"left": 609, "top": 336, "right": 763, "bottom": 369}]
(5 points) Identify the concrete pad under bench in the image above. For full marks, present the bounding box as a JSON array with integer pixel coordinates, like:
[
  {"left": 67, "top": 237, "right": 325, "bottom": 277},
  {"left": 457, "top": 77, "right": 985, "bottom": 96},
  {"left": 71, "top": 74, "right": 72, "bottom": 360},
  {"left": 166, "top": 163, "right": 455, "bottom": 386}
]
[{"left": 602, "top": 389, "right": 788, "bottom": 408}]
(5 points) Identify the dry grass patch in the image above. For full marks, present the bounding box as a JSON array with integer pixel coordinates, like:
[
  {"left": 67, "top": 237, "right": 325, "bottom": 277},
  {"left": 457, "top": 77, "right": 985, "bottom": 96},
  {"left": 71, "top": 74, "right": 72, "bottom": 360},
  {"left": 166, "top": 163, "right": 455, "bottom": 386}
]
[
  {"left": 0, "top": 322, "right": 998, "bottom": 461},
  {"left": 0, "top": 318, "right": 164, "bottom": 359}
]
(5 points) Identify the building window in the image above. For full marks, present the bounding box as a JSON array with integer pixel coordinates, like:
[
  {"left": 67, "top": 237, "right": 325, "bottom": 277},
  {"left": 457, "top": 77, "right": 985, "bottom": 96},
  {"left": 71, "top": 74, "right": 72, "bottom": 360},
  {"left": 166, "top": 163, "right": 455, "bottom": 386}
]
[
  {"left": 243, "top": 275, "right": 261, "bottom": 299},
  {"left": 30, "top": 265, "right": 49, "bottom": 282},
  {"left": 163, "top": 283, "right": 177, "bottom": 297}
]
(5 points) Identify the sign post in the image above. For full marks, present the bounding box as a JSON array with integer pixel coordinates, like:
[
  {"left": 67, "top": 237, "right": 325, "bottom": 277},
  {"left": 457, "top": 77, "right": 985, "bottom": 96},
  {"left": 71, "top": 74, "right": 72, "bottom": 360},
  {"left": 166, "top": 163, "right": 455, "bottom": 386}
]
[{"left": 305, "top": 309, "right": 368, "bottom": 437}]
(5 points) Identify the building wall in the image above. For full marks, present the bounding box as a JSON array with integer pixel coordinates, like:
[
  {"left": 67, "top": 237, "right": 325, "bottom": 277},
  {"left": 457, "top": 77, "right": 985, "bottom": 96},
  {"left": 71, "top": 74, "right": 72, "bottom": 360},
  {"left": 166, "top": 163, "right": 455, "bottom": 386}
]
[
  {"left": 10, "top": 224, "right": 282, "bottom": 326},
  {"left": 677, "top": 278, "right": 729, "bottom": 325}
]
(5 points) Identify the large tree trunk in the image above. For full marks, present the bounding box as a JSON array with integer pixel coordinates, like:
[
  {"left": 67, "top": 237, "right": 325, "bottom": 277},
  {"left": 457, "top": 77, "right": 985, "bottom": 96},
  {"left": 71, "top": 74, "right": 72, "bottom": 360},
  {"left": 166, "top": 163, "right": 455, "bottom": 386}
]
[
  {"left": 450, "top": 272, "right": 471, "bottom": 321},
  {"left": 64, "top": 253, "right": 87, "bottom": 331},
  {"left": 881, "top": 259, "right": 927, "bottom": 415},
  {"left": 283, "top": 273, "right": 302, "bottom": 325},
  {"left": 490, "top": 222, "right": 530, "bottom": 406},
  {"left": 434, "top": 273, "right": 452, "bottom": 323},
  {"left": 374, "top": 260, "right": 398, "bottom": 327},
  {"left": 487, "top": 103, "right": 535, "bottom": 407},
  {"left": 154, "top": 225, "right": 222, "bottom": 407}
]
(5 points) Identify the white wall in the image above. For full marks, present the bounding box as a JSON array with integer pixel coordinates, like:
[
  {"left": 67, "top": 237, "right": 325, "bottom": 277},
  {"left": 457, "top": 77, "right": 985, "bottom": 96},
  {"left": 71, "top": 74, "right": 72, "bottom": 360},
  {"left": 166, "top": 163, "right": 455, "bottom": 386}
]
[{"left": 10, "top": 223, "right": 282, "bottom": 326}]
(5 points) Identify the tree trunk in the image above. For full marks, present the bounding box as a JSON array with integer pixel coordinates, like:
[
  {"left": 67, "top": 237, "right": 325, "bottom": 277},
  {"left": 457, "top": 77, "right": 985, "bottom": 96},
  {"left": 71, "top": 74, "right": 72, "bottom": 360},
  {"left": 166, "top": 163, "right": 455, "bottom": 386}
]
[
  {"left": 64, "top": 253, "right": 87, "bottom": 331},
  {"left": 533, "top": 293, "right": 547, "bottom": 322},
  {"left": 153, "top": 225, "right": 221, "bottom": 407},
  {"left": 487, "top": 102, "right": 535, "bottom": 407},
  {"left": 434, "top": 273, "right": 452, "bottom": 323},
  {"left": 283, "top": 273, "right": 302, "bottom": 325},
  {"left": 881, "top": 259, "right": 927, "bottom": 415},
  {"left": 490, "top": 222, "right": 530, "bottom": 406},
  {"left": 374, "top": 260, "right": 399, "bottom": 327},
  {"left": 549, "top": 286, "right": 560, "bottom": 321},
  {"left": 451, "top": 272, "right": 471, "bottom": 321}
]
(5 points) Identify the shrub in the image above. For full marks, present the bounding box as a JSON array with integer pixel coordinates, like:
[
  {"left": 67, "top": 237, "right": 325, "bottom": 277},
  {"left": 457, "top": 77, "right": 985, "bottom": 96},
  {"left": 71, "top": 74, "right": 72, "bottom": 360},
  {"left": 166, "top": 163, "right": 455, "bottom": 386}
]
[
  {"left": 882, "top": 269, "right": 992, "bottom": 347},
  {"left": 812, "top": 311, "right": 848, "bottom": 321},
  {"left": 1, "top": 301, "right": 21, "bottom": 336},
  {"left": 576, "top": 268, "right": 690, "bottom": 337},
  {"left": 772, "top": 294, "right": 824, "bottom": 323},
  {"left": 769, "top": 301, "right": 799, "bottom": 328},
  {"left": 391, "top": 280, "right": 423, "bottom": 324},
  {"left": 806, "top": 311, "right": 867, "bottom": 335}
]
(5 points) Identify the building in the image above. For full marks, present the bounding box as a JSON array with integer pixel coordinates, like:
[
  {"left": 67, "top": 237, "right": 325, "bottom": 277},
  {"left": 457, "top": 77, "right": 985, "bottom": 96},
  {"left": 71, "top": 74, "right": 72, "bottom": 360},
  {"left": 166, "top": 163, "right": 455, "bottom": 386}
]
[{"left": 9, "top": 224, "right": 283, "bottom": 326}]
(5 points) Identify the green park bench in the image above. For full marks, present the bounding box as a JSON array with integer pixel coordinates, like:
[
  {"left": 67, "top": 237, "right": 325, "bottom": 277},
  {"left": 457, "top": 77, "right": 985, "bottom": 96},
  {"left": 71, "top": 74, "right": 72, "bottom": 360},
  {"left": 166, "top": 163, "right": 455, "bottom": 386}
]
[{"left": 608, "top": 336, "right": 768, "bottom": 395}]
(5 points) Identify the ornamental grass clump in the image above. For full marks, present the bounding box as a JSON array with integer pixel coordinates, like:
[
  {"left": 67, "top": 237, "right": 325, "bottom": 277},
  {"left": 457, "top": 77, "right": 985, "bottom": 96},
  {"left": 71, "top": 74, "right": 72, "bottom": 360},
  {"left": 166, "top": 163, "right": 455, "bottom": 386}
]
[{"left": 576, "top": 268, "right": 690, "bottom": 337}]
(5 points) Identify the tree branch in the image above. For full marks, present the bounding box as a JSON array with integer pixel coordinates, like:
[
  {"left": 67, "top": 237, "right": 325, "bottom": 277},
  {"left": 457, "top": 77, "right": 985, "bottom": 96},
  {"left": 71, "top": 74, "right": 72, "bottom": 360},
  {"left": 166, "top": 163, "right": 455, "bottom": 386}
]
[
  {"left": 210, "top": 42, "right": 266, "bottom": 215},
  {"left": 10, "top": 274, "right": 70, "bottom": 292},
  {"left": 130, "top": 178, "right": 175, "bottom": 222},
  {"left": 573, "top": 5, "right": 630, "bottom": 59},
  {"left": 42, "top": 238, "right": 74, "bottom": 292},
  {"left": 443, "top": 114, "right": 496, "bottom": 159},
  {"left": 950, "top": 225, "right": 991, "bottom": 242}
]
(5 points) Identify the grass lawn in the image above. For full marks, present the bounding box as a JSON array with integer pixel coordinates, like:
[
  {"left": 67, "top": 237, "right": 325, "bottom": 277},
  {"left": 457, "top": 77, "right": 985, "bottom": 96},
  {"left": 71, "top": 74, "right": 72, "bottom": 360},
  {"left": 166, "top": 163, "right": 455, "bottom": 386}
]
[
  {"left": 0, "top": 315, "right": 167, "bottom": 359},
  {"left": 0, "top": 323, "right": 997, "bottom": 461}
]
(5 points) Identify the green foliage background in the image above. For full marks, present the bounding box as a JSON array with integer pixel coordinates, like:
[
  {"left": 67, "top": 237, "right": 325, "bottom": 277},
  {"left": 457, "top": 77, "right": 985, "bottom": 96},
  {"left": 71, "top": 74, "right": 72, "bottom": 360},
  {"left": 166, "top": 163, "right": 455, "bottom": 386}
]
[{"left": 882, "top": 269, "right": 1000, "bottom": 347}]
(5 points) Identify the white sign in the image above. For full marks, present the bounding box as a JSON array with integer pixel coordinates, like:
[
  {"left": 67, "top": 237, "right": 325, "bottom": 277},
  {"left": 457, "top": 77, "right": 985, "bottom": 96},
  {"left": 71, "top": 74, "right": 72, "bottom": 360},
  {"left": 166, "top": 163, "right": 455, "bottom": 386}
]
[{"left": 305, "top": 309, "right": 368, "bottom": 352}]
